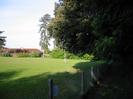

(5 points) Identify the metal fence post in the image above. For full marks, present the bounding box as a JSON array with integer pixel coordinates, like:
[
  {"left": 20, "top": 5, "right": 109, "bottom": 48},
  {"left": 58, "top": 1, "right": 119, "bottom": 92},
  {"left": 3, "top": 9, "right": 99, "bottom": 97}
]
[
  {"left": 81, "top": 71, "right": 85, "bottom": 95},
  {"left": 48, "top": 79, "right": 53, "bottom": 99}
]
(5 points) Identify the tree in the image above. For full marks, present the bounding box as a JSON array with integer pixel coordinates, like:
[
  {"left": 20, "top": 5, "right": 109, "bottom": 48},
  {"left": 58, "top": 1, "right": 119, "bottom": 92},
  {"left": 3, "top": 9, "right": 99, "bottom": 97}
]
[
  {"left": 48, "top": 0, "right": 94, "bottom": 53},
  {"left": 39, "top": 14, "right": 51, "bottom": 57},
  {"left": 48, "top": 0, "right": 133, "bottom": 64},
  {"left": 0, "top": 31, "right": 6, "bottom": 49}
]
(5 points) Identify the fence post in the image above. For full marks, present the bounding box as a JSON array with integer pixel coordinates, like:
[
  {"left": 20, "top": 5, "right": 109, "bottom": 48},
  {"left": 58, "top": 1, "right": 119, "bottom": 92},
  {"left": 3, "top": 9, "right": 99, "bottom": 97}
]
[
  {"left": 48, "top": 79, "right": 53, "bottom": 99},
  {"left": 81, "top": 71, "right": 85, "bottom": 95}
]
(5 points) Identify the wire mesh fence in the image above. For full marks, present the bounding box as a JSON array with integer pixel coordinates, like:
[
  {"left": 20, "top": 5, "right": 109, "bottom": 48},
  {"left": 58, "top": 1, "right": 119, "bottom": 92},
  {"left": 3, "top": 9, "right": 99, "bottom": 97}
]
[{"left": 47, "top": 64, "right": 104, "bottom": 99}]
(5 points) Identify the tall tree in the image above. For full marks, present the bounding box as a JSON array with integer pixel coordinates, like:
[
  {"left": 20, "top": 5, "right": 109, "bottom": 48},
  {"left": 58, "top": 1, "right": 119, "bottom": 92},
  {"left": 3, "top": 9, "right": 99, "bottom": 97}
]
[
  {"left": 0, "top": 31, "right": 6, "bottom": 49},
  {"left": 39, "top": 14, "right": 51, "bottom": 56},
  {"left": 48, "top": 0, "right": 94, "bottom": 53},
  {"left": 48, "top": 0, "right": 133, "bottom": 64}
]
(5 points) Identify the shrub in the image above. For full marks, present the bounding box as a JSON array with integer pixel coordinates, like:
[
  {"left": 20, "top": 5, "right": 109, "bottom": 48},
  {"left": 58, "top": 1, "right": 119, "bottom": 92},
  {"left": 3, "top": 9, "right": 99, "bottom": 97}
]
[
  {"left": 14, "top": 52, "right": 42, "bottom": 58},
  {"left": 0, "top": 52, "right": 12, "bottom": 57},
  {"left": 15, "top": 53, "right": 30, "bottom": 57},
  {"left": 49, "top": 48, "right": 64, "bottom": 59},
  {"left": 49, "top": 48, "right": 79, "bottom": 59},
  {"left": 30, "top": 51, "right": 42, "bottom": 57},
  {"left": 81, "top": 54, "right": 94, "bottom": 60},
  {"left": 66, "top": 52, "right": 80, "bottom": 59},
  {"left": 50, "top": 48, "right": 94, "bottom": 60}
]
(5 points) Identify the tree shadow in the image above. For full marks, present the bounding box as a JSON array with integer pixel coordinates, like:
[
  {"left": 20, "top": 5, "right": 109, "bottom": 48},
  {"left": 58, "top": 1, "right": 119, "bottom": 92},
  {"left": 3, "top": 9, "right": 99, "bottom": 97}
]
[
  {"left": 0, "top": 71, "right": 21, "bottom": 81},
  {"left": 0, "top": 70, "right": 82, "bottom": 99},
  {"left": 73, "top": 60, "right": 104, "bottom": 71}
]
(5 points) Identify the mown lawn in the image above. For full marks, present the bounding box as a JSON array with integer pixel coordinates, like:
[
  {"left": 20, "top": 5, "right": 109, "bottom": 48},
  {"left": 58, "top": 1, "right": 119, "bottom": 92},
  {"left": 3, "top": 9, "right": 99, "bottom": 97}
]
[{"left": 0, "top": 57, "right": 103, "bottom": 99}]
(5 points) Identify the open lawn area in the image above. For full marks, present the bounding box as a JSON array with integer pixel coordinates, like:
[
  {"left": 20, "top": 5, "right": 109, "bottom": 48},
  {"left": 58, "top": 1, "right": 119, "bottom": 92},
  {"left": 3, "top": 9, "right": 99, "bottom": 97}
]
[{"left": 0, "top": 57, "right": 102, "bottom": 99}]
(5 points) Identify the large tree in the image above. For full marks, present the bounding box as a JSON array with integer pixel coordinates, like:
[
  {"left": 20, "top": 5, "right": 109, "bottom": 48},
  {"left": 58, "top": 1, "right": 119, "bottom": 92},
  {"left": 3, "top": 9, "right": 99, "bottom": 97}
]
[
  {"left": 48, "top": 0, "right": 96, "bottom": 53},
  {"left": 48, "top": 0, "right": 133, "bottom": 64},
  {"left": 39, "top": 14, "right": 51, "bottom": 56},
  {"left": 0, "top": 31, "right": 6, "bottom": 49}
]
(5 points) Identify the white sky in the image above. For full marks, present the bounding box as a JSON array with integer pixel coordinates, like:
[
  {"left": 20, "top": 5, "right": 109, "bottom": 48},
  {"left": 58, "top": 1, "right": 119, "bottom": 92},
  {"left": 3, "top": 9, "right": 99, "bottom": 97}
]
[{"left": 0, "top": 0, "right": 58, "bottom": 50}]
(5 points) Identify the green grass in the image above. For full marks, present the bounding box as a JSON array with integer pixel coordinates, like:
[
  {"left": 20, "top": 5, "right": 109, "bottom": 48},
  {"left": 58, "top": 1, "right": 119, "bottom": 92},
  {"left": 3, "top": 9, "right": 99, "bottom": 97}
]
[
  {"left": 0, "top": 57, "right": 81, "bottom": 79},
  {"left": 0, "top": 57, "right": 103, "bottom": 99}
]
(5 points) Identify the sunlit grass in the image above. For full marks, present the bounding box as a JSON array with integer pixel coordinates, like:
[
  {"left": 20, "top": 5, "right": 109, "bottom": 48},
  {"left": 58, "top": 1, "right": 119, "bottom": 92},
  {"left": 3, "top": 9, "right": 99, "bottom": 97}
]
[{"left": 0, "top": 57, "right": 84, "bottom": 79}]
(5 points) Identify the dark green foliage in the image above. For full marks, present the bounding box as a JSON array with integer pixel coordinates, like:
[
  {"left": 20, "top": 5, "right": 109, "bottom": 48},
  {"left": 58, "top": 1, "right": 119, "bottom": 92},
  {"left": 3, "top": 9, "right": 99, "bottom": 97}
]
[
  {"left": 48, "top": 0, "right": 133, "bottom": 64},
  {"left": 93, "top": 37, "right": 115, "bottom": 60},
  {"left": 66, "top": 52, "right": 80, "bottom": 59},
  {"left": 0, "top": 31, "right": 6, "bottom": 48}
]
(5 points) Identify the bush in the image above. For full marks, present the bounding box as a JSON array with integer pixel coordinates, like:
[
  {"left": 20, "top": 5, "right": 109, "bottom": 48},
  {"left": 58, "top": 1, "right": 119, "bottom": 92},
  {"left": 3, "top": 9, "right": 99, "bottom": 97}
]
[
  {"left": 14, "top": 52, "right": 42, "bottom": 58},
  {"left": 81, "top": 54, "right": 94, "bottom": 60},
  {"left": 15, "top": 53, "right": 30, "bottom": 57},
  {"left": 30, "top": 51, "right": 42, "bottom": 57},
  {"left": 49, "top": 49, "right": 64, "bottom": 59},
  {"left": 0, "top": 52, "right": 12, "bottom": 57},
  {"left": 49, "top": 48, "right": 80, "bottom": 59},
  {"left": 66, "top": 52, "right": 80, "bottom": 59},
  {"left": 50, "top": 48, "right": 94, "bottom": 60}
]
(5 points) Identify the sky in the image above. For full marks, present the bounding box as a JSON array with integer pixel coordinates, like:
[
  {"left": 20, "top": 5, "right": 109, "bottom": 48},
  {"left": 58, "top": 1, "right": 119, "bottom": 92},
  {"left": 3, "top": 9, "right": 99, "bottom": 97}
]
[{"left": 0, "top": 0, "right": 58, "bottom": 50}]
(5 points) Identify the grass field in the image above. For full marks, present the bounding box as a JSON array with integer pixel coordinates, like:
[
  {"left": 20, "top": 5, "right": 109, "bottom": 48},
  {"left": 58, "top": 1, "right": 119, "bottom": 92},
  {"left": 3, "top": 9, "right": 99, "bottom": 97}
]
[{"left": 0, "top": 57, "right": 102, "bottom": 99}]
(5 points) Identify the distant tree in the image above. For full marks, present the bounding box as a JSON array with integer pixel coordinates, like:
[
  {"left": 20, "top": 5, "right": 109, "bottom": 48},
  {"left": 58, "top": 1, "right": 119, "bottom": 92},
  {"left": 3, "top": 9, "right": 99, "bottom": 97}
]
[
  {"left": 0, "top": 31, "right": 6, "bottom": 49},
  {"left": 39, "top": 14, "right": 51, "bottom": 57}
]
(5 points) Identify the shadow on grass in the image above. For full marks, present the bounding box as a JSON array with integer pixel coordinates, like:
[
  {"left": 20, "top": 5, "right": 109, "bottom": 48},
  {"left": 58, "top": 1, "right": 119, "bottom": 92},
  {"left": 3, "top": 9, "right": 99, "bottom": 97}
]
[
  {"left": 73, "top": 60, "right": 104, "bottom": 71},
  {"left": 0, "top": 60, "right": 104, "bottom": 99},
  {"left": 0, "top": 71, "right": 21, "bottom": 81},
  {"left": 0, "top": 71, "right": 82, "bottom": 99}
]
